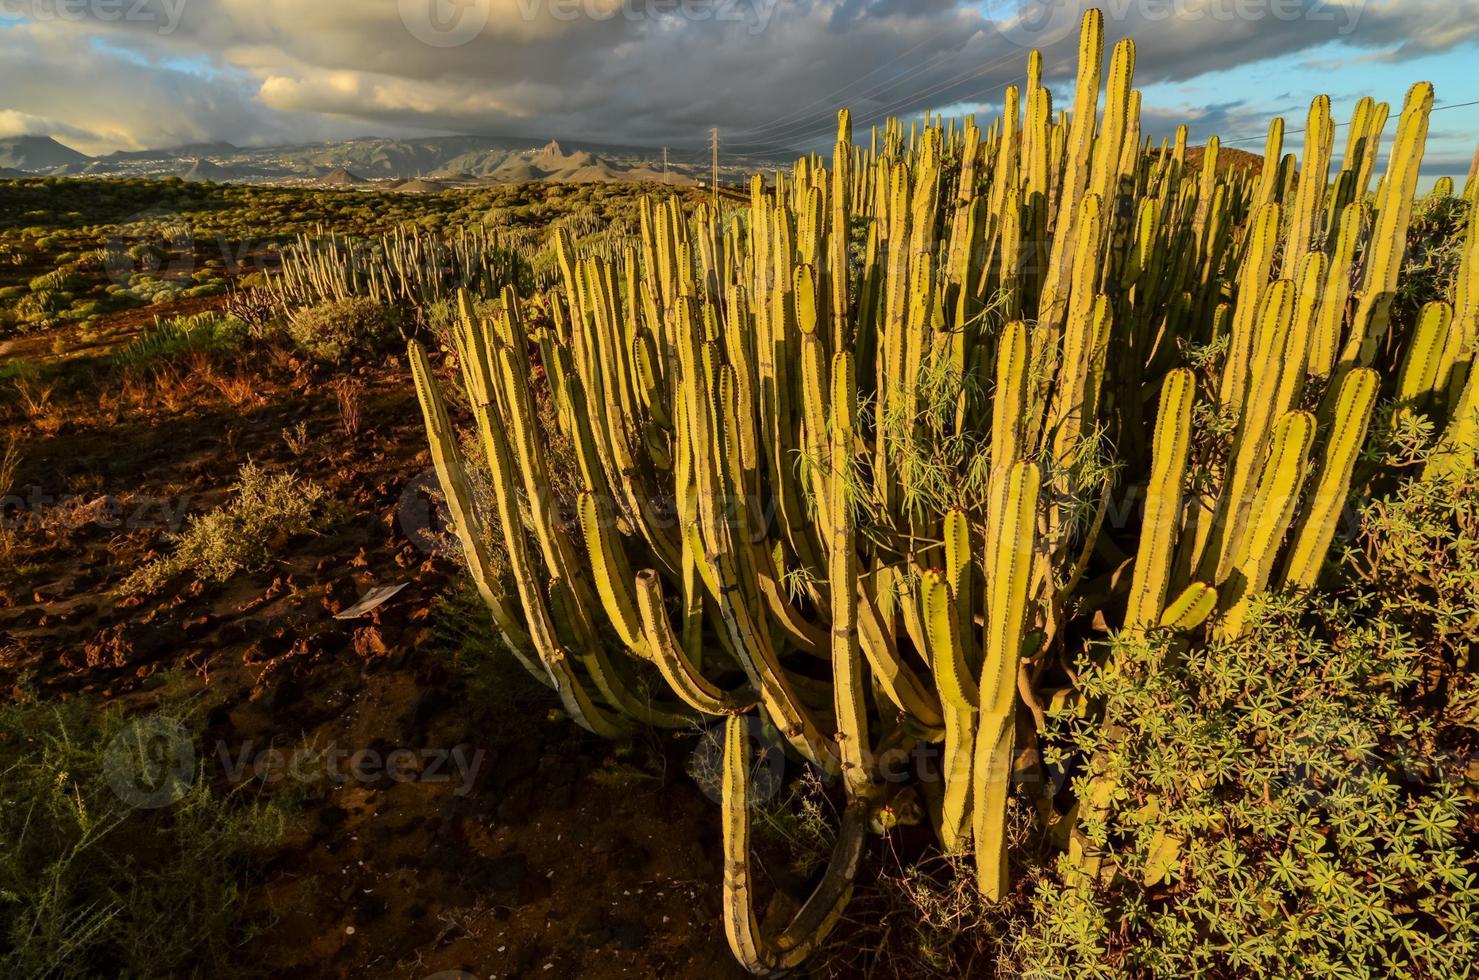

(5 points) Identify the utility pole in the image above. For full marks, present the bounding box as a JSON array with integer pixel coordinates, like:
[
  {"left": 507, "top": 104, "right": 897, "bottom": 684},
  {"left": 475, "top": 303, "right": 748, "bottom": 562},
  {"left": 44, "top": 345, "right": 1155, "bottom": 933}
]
[
  {"left": 662, "top": 145, "right": 668, "bottom": 176},
  {"left": 709, "top": 127, "right": 719, "bottom": 209}
]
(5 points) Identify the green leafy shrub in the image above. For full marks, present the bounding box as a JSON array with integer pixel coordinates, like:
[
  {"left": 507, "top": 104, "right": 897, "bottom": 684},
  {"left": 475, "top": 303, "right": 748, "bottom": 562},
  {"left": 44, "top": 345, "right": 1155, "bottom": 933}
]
[
  {"left": 0, "top": 691, "right": 285, "bottom": 978},
  {"left": 121, "top": 463, "right": 337, "bottom": 594},
  {"left": 1021, "top": 473, "right": 1479, "bottom": 978},
  {"left": 112, "top": 312, "right": 249, "bottom": 370},
  {"left": 28, "top": 269, "right": 79, "bottom": 292},
  {"left": 286, "top": 297, "right": 401, "bottom": 361},
  {"left": 14, "top": 289, "right": 64, "bottom": 323}
]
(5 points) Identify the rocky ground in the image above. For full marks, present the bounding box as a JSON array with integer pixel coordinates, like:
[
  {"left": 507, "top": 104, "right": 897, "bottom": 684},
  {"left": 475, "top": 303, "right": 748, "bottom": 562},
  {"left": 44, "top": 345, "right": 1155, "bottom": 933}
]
[{"left": 0, "top": 298, "right": 757, "bottom": 978}]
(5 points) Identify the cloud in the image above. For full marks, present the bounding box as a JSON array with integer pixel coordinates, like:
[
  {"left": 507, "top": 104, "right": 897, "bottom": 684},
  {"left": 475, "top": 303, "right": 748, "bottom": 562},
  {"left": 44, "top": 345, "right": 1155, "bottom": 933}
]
[{"left": 1, "top": 0, "right": 1476, "bottom": 153}]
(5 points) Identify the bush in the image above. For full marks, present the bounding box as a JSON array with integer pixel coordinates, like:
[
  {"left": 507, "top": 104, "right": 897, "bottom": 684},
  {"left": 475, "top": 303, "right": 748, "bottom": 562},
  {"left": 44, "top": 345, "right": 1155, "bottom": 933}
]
[
  {"left": 28, "top": 269, "right": 78, "bottom": 292},
  {"left": 286, "top": 297, "right": 401, "bottom": 362},
  {"left": 1020, "top": 474, "right": 1479, "bottom": 978},
  {"left": 0, "top": 690, "right": 285, "bottom": 978},
  {"left": 14, "top": 289, "right": 63, "bottom": 323},
  {"left": 112, "top": 312, "right": 249, "bottom": 370},
  {"left": 120, "top": 463, "right": 337, "bottom": 594}
]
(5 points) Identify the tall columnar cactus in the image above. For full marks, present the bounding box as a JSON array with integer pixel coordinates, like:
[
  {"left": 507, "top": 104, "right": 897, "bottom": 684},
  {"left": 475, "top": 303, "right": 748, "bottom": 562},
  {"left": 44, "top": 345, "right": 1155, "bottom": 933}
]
[
  {"left": 975, "top": 460, "right": 1041, "bottom": 899},
  {"left": 1125, "top": 369, "right": 1195, "bottom": 630},
  {"left": 398, "top": 9, "right": 1467, "bottom": 970}
]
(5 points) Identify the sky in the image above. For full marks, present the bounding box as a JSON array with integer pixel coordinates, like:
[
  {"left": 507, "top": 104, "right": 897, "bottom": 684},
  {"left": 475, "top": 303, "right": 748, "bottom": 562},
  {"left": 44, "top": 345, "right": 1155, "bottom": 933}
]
[{"left": 0, "top": 0, "right": 1475, "bottom": 178}]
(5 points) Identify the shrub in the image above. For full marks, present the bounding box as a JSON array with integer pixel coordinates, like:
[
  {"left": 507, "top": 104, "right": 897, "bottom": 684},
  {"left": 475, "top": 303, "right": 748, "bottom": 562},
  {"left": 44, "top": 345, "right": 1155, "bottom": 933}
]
[
  {"left": 286, "top": 297, "right": 401, "bottom": 362},
  {"left": 1019, "top": 473, "right": 1479, "bottom": 979},
  {"left": 112, "top": 312, "right": 249, "bottom": 370},
  {"left": 120, "top": 463, "right": 337, "bottom": 594},
  {"left": 0, "top": 690, "right": 285, "bottom": 978},
  {"left": 14, "top": 289, "right": 63, "bottom": 323},
  {"left": 28, "top": 269, "right": 78, "bottom": 292}
]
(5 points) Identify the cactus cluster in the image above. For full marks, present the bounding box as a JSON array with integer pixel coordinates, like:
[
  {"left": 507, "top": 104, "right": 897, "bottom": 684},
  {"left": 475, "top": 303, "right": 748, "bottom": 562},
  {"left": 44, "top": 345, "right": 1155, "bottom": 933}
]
[
  {"left": 409, "top": 9, "right": 1475, "bottom": 972},
  {"left": 270, "top": 223, "right": 524, "bottom": 313}
]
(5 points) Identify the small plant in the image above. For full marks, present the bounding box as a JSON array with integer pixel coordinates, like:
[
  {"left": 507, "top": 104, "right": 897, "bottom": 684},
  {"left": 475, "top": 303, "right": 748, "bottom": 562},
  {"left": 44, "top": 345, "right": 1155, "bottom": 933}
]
[
  {"left": 120, "top": 463, "right": 337, "bottom": 594},
  {"left": 112, "top": 312, "right": 249, "bottom": 371},
  {"left": 0, "top": 435, "right": 19, "bottom": 499},
  {"left": 286, "top": 297, "right": 401, "bottom": 362},
  {"left": 281, "top": 420, "right": 311, "bottom": 456},
  {"left": 331, "top": 376, "right": 365, "bottom": 438},
  {"left": 0, "top": 689, "right": 286, "bottom": 979}
]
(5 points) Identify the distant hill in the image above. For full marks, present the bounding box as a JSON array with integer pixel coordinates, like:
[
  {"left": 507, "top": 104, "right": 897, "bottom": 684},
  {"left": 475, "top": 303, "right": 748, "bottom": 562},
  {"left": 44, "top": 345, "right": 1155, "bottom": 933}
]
[
  {"left": 320, "top": 166, "right": 368, "bottom": 186},
  {"left": 179, "top": 159, "right": 231, "bottom": 182},
  {"left": 105, "top": 141, "right": 238, "bottom": 162},
  {"left": 1184, "top": 144, "right": 1264, "bottom": 177},
  {"left": 0, "top": 135, "right": 90, "bottom": 171},
  {"left": 0, "top": 131, "right": 789, "bottom": 188}
]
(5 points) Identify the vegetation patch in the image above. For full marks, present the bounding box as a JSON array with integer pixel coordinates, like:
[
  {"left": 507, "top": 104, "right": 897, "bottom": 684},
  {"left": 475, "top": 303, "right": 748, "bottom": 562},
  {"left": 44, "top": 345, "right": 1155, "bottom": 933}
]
[
  {"left": 121, "top": 463, "right": 338, "bottom": 594},
  {"left": 0, "top": 688, "right": 286, "bottom": 979}
]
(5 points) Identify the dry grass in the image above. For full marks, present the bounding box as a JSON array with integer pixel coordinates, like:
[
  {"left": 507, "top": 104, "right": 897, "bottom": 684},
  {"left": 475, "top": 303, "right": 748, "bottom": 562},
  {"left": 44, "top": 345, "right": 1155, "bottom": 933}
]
[{"left": 332, "top": 377, "right": 365, "bottom": 438}]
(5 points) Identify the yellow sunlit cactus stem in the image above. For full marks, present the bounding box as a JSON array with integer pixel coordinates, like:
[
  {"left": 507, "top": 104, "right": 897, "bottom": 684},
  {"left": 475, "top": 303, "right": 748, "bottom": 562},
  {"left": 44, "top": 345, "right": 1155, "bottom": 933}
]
[
  {"left": 975, "top": 460, "right": 1040, "bottom": 900},
  {"left": 1125, "top": 369, "right": 1195, "bottom": 631}
]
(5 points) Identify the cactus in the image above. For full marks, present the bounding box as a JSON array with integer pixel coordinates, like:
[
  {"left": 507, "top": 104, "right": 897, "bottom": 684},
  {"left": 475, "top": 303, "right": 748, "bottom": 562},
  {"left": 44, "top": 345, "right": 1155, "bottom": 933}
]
[
  {"left": 1218, "top": 411, "right": 1318, "bottom": 638},
  {"left": 395, "top": 12, "right": 1464, "bottom": 970},
  {"left": 1281, "top": 369, "right": 1380, "bottom": 589},
  {"left": 1125, "top": 369, "right": 1195, "bottom": 630},
  {"left": 975, "top": 460, "right": 1041, "bottom": 899}
]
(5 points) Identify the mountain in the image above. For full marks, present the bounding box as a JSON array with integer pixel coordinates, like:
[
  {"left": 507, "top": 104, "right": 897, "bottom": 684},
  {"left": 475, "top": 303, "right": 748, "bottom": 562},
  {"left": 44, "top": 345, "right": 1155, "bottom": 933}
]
[
  {"left": 179, "top": 159, "right": 232, "bottom": 181},
  {"left": 0, "top": 135, "right": 90, "bottom": 171},
  {"left": 104, "top": 141, "right": 238, "bottom": 162},
  {"left": 320, "top": 166, "right": 368, "bottom": 186},
  {"left": 0, "top": 131, "right": 791, "bottom": 187}
]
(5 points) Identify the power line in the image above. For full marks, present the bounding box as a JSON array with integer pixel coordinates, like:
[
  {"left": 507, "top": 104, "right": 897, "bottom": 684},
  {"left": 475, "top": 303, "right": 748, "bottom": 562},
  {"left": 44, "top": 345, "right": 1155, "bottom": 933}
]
[
  {"left": 725, "top": 16, "right": 1083, "bottom": 153},
  {"left": 1220, "top": 98, "right": 1479, "bottom": 146},
  {"left": 727, "top": 47, "right": 1031, "bottom": 155}
]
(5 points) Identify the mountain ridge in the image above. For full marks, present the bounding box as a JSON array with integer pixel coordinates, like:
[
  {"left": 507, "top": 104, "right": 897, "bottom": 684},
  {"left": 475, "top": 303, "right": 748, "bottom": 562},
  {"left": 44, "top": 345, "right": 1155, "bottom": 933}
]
[{"left": 0, "top": 132, "right": 791, "bottom": 188}]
